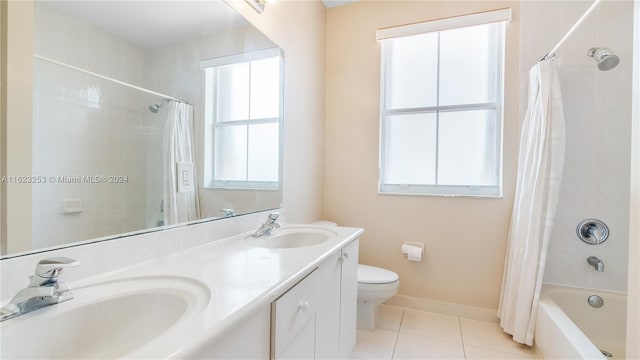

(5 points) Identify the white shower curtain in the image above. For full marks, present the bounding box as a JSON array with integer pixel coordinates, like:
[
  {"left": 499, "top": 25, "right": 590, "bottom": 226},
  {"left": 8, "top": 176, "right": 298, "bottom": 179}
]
[
  {"left": 162, "top": 101, "right": 200, "bottom": 225},
  {"left": 498, "top": 59, "right": 565, "bottom": 345}
]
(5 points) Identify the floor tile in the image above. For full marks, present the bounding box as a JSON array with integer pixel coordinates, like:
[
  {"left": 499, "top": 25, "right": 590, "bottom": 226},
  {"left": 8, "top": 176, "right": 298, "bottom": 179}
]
[
  {"left": 464, "top": 345, "right": 538, "bottom": 359},
  {"left": 351, "top": 328, "right": 398, "bottom": 360},
  {"left": 459, "top": 319, "right": 536, "bottom": 358},
  {"left": 377, "top": 304, "right": 404, "bottom": 332},
  {"left": 393, "top": 333, "right": 465, "bottom": 360},
  {"left": 400, "top": 309, "right": 462, "bottom": 343}
]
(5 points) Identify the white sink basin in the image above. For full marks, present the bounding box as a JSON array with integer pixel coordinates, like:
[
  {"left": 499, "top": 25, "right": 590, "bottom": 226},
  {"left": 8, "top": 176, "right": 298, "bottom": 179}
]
[
  {"left": 0, "top": 276, "right": 210, "bottom": 359},
  {"left": 246, "top": 227, "right": 337, "bottom": 249}
]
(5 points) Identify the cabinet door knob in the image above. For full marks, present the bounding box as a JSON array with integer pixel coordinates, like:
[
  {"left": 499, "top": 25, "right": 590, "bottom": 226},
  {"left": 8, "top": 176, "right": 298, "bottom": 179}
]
[
  {"left": 341, "top": 252, "right": 349, "bottom": 261},
  {"left": 298, "top": 301, "right": 309, "bottom": 312}
]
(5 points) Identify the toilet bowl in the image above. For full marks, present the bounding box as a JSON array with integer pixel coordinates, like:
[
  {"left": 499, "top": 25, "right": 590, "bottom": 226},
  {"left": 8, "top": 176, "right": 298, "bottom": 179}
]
[
  {"left": 309, "top": 221, "right": 400, "bottom": 330},
  {"left": 357, "top": 264, "right": 399, "bottom": 330}
]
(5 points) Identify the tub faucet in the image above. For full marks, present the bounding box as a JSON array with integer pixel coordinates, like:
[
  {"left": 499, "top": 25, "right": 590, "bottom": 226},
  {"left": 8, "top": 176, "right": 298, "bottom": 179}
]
[
  {"left": 587, "top": 256, "right": 604, "bottom": 272},
  {"left": 252, "top": 212, "right": 281, "bottom": 237},
  {"left": 1, "top": 257, "right": 79, "bottom": 321}
]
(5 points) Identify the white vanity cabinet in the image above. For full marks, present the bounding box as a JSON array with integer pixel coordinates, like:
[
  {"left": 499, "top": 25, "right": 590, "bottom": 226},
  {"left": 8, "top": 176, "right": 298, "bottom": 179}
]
[
  {"left": 271, "top": 238, "right": 359, "bottom": 360},
  {"left": 271, "top": 269, "right": 319, "bottom": 359}
]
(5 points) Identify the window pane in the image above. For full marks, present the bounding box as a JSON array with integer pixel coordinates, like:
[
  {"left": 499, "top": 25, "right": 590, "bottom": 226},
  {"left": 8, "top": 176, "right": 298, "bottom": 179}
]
[
  {"left": 438, "top": 110, "right": 497, "bottom": 185},
  {"left": 439, "top": 24, "right": 499, "bottom": 106},
  {"left": 385, "top": 33, "right": 438, "bottom": 109},
  {"left": 248, "top": 123, "right": 279, "bottom": 182},
  {"left": 250, "top": 57, "right": 280, "bottom": 120},
  {"left": 383, "top": 113, "right": 437, "bottom": 184},
  {"left": 214, "top": 125, "right": 247, "bottom": 181},
  {"left": 216, "top": 62, "right": 249, "bottom": 122}
]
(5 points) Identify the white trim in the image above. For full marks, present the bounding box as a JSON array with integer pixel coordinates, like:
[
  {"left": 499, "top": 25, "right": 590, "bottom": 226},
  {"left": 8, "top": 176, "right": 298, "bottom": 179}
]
[
  {"left": 200, "top": 47, "right": 282, "bottom": 69},
  {"left": 379, "top": 184, "right": 502, "bottom": 198},
  {"left": 376, "top": 8, "right": 511, "bottom": 40},
  {"left": 385, "top": 295, "right": 499, "bottom": 323},
  {"left": 207, "top": 180, "right": 279, "bottom": 191}
]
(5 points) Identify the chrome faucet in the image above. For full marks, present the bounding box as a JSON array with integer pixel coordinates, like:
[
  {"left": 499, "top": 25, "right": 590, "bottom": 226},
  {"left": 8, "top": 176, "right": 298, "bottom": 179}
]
[
  {"left": 252, "top": 212, "right": 281, "bottom": 237},
  {"left": 1, "top": 257, "right": 79, "bottom": 321},
  {"left": 587, "top": 256, "right": 605, "bottom": 272},
  {"left": 220, "top": 208, "right": 236, "bottom": 218}
]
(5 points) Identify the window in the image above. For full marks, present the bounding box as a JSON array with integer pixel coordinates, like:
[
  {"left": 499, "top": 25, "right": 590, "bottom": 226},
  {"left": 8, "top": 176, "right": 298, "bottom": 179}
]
[
  {"left": 378, "top": 9, "right": 510, "bottom": 197},
  {"left": 202, "top": 48, "right": 282, "bottom": 190}
]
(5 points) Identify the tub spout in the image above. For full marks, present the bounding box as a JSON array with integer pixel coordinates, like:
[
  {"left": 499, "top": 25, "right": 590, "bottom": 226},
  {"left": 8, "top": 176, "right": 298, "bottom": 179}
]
[{"left": 587, "top": 256, "right": 604, "bottom": 272}]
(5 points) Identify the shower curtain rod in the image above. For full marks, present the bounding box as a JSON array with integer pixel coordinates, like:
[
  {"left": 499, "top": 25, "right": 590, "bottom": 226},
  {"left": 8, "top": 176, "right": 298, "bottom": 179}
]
[
  {"left": 541, "top": 0, "right": 602, "bottom": 61},
  {"left": 33, "top": 54, "right": 188, "bottom": 104}
]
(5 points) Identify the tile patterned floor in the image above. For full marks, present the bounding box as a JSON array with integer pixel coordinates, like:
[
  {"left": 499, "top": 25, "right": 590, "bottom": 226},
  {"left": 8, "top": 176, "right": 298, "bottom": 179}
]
[{"left": 351, "top": 305, "right": 539, "bottom": 360}]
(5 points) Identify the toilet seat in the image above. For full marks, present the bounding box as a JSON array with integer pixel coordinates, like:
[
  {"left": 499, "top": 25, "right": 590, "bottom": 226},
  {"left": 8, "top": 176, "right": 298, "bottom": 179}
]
[{"left": 358, "top": 264, "right": 399, "bottom": 284}]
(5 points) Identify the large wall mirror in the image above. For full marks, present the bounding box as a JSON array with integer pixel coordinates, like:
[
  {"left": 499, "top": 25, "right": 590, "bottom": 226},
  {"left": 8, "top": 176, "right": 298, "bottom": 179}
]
[{"left": 1, "top": 0, "right": 283, "bottom": 257}]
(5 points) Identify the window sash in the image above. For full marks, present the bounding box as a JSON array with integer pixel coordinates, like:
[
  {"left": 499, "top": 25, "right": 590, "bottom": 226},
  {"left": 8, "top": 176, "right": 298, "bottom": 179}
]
[
  {"left": 203, "top": 52, "right": 282, "bottom": 190},
  {"left": 378, "top": 21, "right": 505, "bottom": 198}
]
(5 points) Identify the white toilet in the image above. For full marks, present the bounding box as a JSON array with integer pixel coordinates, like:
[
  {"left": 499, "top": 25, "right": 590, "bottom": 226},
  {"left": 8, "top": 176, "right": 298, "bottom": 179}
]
[
  {"left": 357, "top": 264, "right": 399, "bottom": 330},
  {"left": 310, "top": 221, "right": 400, "bottom": 330}
]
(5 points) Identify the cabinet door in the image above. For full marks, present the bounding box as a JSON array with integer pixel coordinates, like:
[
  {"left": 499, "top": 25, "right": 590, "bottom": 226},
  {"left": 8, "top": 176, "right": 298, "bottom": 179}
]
[
  {"left": 272, "top": 270, "right": 318, "bottom": 360},
  {"left": 315, "top": 253, "right": 342, "bottom": 359},
  {"left": 276, "top": 315, "right": 316, "bottom": 360},
  {"left": 339, "top": 238, "right": 359, "bottom": 358}
]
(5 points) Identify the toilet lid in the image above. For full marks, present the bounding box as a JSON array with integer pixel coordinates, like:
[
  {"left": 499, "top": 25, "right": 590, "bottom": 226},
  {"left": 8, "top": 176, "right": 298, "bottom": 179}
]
[{"left": 358, "top": 264, "right": 399, "bottom": 284}]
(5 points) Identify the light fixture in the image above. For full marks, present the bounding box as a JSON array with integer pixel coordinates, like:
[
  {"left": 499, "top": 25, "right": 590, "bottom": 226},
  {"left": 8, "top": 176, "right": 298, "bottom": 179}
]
[{"left": 245, "top": 0, "right": 266, "bottom": 13}]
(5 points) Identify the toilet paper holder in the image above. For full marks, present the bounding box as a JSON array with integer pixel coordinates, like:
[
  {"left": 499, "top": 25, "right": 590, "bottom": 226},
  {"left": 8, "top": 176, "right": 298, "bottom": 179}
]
[{"left": 401, "top": 242, "right": 424, "bottom": 257}]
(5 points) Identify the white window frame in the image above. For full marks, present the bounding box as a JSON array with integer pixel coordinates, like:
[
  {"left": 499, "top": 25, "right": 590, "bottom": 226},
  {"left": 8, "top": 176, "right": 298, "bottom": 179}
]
[
  {"left": 377, "top": 9, "right": 511, "bottom": 198},
  {"left": 201, "top": 48, "right": 284, "bottom": 191}
]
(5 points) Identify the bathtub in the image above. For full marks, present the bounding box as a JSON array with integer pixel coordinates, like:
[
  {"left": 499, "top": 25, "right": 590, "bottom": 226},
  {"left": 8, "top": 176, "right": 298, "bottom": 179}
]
[{"left": 535, "top": 285, "right": 627, "bottom": 359}]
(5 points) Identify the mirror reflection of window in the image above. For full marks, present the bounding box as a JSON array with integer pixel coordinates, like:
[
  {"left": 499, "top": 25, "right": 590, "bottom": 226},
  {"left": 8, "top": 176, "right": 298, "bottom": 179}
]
[{"left": 202, "top": 49, "right": 282, "bottom": 190}]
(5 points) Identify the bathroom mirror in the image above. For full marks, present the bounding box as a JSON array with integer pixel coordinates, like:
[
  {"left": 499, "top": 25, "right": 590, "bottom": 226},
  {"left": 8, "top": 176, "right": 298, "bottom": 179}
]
[{"left": 0, "top": 0, "right": 283, "bottom": 257}]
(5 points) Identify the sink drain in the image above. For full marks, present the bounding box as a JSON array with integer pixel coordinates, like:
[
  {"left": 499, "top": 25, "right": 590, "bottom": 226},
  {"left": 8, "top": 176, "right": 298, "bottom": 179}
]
[{"left": 600, "top": 350, "right": 613, "bottom": 357}]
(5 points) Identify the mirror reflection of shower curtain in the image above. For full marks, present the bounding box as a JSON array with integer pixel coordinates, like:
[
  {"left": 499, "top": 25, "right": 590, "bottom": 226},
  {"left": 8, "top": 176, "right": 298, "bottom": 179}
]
[
  {"left": 497, "top": 59, "right": 565, "bottom": 345},
  {"left": 162, "top": 102, "right": 200, "bottom": 225}
]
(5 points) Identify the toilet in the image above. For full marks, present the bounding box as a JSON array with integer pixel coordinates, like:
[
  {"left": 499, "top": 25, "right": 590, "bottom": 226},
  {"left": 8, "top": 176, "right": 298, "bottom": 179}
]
[
  {"left": 357, "top": 264, "right": 399, "bottom": 330},
  {"left": 310, "top": 221, "right": 399, "bottom": 331}
]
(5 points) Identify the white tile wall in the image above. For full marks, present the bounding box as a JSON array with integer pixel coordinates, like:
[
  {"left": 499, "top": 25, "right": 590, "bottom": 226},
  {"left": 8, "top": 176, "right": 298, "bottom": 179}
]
[
  {"left": 520, "top": 0, "right": 633, "bottom": 292},
  {"left": 32, "top": 3, "right": 157, "bottom": 249}
]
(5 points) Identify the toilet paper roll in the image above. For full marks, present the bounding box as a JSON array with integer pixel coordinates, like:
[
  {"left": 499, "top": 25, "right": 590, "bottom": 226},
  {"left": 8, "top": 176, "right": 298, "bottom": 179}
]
[{"left": 405, "top": 245, "right": 423, "bottom": 262}]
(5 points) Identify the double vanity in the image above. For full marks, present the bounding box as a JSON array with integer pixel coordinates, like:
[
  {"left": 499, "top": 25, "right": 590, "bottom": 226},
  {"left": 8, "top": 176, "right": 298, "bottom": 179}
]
[{"left": 0, "top": 219, "right": 363, "bottom": 359}]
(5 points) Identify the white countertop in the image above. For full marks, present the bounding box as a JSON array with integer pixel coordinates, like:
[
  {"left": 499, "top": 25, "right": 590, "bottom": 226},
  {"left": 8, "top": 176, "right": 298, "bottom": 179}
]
[{"left": 1, "top": 224, "right": 363, "bottom": 358}]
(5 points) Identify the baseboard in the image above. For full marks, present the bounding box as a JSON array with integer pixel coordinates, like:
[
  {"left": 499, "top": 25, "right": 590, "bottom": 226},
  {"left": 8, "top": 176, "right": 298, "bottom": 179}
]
[{"left": 384, "top": 294, "right": 499, "bottom": 323}]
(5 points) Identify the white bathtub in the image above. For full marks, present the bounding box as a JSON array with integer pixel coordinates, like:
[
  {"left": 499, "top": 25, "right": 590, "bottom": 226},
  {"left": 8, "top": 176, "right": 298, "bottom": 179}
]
[{"left": 535, "top": 285, "right": 627, "bottom": 359}]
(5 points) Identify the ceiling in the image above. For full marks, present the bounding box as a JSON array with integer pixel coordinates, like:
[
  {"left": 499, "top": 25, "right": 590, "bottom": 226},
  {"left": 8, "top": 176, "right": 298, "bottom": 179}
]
[
  {"left": 322, "top": 0, "right": 360, "bottom": 8},
  {"left": 46, "top": 1, "right": 249, "bottom": 49}
]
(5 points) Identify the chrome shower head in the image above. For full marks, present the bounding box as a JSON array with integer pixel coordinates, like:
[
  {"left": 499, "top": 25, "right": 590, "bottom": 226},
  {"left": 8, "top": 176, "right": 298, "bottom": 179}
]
[{"left": 588, "top": 47, "right": 620, "bottom": 71}]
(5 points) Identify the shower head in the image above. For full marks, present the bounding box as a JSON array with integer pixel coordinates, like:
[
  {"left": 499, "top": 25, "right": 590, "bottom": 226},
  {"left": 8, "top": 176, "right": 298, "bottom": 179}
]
[{"left": 587, "top": 47, "right": 620, "bottom": 71}]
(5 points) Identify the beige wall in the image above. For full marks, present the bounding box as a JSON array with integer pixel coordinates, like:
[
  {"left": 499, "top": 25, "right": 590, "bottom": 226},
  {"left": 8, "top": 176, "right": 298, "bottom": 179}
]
[
  {"left": 226, "top": 0, "right": 327, "bottom": 224},
  {"left": 627, "top": 1, "right": 639, "bottom": 357},
  {"left": 1, "top": 1, "right": 33, "bottom": 254},
  {"left": 325, "top": 1, "right": 520, "bottom": 309}
]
